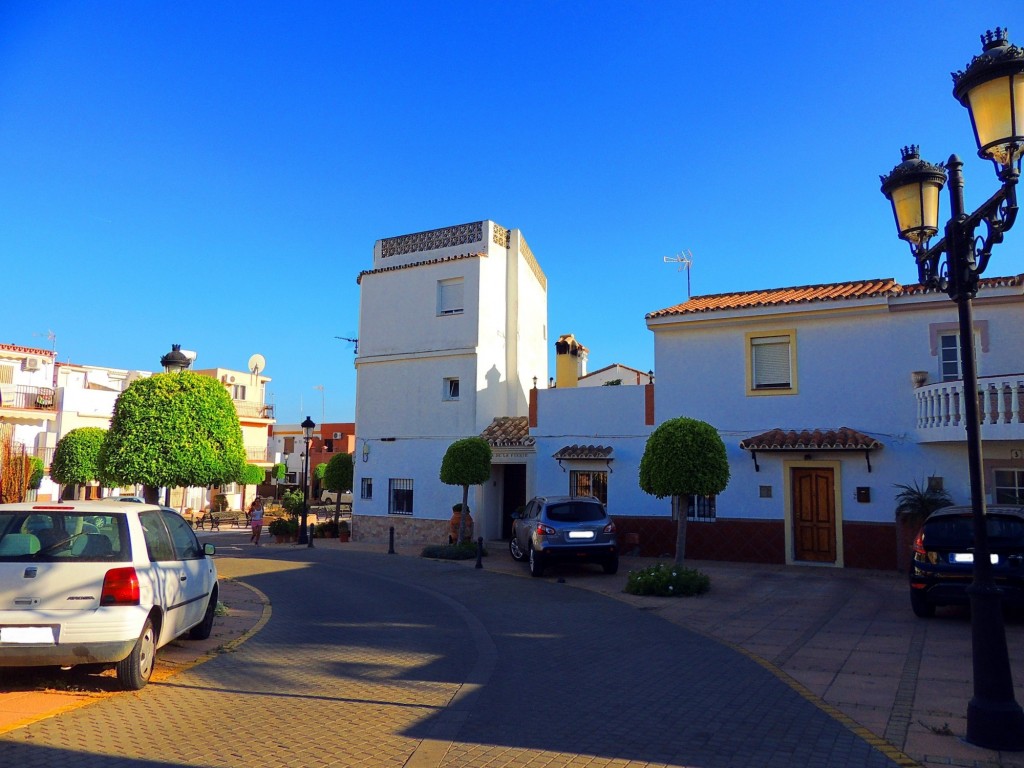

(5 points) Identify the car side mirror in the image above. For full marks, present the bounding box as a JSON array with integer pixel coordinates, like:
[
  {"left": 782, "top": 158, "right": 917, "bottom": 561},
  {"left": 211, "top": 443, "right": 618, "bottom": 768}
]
[{"left": 204, "top": 542, "right": 216, "bottom": 556}]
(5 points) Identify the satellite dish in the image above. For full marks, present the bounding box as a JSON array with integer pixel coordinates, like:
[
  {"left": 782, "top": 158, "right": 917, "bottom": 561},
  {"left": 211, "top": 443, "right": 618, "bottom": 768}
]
[{"left": 248, "top": 353, "right": 266, "bottom": 377}]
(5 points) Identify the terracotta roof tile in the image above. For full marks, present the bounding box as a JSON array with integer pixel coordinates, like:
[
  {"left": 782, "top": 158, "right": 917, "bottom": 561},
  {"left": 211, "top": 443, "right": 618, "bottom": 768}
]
[
  {"left": 356, "top": 251, "right": 485, "bottom": 284},
  {"left": 552, "top": 444, "right": 614, "bottom": 460},
  {"left": 647, "top": 273, "right": 1024, "bottom": 319},
  {"left": 481, "top": 417, "right": 534, "bottom": 447},
  {"left": 739, "top": 428, "right": 882, "bottom": 451},
  {"left": 647, "top": 279, "right": 901, "bottom": 318}
]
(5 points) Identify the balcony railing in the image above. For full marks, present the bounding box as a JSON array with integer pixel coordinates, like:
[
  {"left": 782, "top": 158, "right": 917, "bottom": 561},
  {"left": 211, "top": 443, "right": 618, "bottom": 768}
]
[
  {"left": 0, "top": 385, "right": 56, "bottom": 412},
  {"left": 234, "top": 401, "right": 275, "bottom": 420},
  {"left": 915, "top": 374, "right": 1024, "bottom": 441},
  {"left": 246, "top": 446, "right": 269, "bottom": 463}
]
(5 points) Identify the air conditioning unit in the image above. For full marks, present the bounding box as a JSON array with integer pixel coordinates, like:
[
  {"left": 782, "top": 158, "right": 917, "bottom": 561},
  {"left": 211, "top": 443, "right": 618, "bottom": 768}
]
[
  {"left": 222, "top": 374, "right": 236, "bottom": 384},
  {"left": 22, "top": 358, "right": 41, "bottom": 372},
  {"left": 332, "top": 432, "right": 343, "bottom": 439}
]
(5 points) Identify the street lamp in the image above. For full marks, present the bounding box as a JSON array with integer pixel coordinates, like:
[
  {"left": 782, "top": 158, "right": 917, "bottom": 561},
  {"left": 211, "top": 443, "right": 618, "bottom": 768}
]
[
  {"left": 160, "top": 344, "right": 192, "bottom": 374},
  {"left": 297, "top": 416, "right": 316, "bottom": 545},
  {"left": 880, "top": 27, "right": 1024, "bottom": 751}
]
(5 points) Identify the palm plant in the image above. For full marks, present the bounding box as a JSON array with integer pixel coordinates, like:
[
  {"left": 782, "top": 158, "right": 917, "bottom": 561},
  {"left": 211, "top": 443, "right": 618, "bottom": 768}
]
[{"left": 894, "top": 479, "right": 953, "bottom": 524}]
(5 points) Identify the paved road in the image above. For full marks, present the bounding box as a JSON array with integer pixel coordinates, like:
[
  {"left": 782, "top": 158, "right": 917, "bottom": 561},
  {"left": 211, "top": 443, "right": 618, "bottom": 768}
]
[{"left": 0, "top": 545, "right": 910, "bottom": 767}]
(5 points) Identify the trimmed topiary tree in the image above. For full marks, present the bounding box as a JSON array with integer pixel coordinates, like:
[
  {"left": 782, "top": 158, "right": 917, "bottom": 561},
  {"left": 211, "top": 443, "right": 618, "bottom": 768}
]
[
  {"left": 323, "top": 452, "right": 354, "bottom": 528},
  {"left": 439, "top": 437, "right": 492, "bottom": 544},
  {"left": 639, "top": 417, "right": 730, "bottom": 565},
  {"left": 239, "top": 463, "right": 266, "bottom": 512},
  {"left": 100, "top": 371, "right": 246, "bottom": 503},
  {"left": 28, "top": 456, "right": 45, "bottom": 491},
  {"left": 51, "top": 426, "right": 107, "bottom": 499}
]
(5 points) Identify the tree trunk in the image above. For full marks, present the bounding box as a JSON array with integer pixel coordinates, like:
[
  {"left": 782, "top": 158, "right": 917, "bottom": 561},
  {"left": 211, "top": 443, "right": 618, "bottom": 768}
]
[
  {"left": 673, "top": 494, "right": 688, "bottom": 565},
  {"left": 457, "top": 485, "right": 469, "bottom": 543}
]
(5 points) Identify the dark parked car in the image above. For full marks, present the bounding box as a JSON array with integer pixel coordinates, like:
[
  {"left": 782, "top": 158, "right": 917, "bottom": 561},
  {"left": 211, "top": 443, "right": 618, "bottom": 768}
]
[
  {"left": 909, "top": 504, "right": 1024, "bottom": 617},
  {"left": 509, "top": 495, "right": 618, "bottom": 577}
]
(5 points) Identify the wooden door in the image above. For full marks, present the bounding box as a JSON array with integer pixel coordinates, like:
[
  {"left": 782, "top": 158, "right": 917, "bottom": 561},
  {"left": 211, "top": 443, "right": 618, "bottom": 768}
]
[{"left": 792, "top": 467, "right": 836, "bottom": 563}]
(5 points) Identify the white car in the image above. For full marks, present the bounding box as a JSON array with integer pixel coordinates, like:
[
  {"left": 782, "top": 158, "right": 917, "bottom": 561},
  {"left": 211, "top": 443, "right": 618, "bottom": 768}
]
[{"left": 0, "top": 500, "right": 218, "bottom": 690}]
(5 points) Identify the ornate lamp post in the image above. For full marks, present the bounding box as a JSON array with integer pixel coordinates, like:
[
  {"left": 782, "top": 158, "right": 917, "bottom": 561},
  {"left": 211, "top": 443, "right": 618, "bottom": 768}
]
[
  {"left": 160, "top": 344, "right": 192, "bottom": 373},
  {"left": 297, "top": 416, "right": 316, "bottom": 545},
  {"left": 880, "top": 28, "right": 1024, "bottom": 751}
]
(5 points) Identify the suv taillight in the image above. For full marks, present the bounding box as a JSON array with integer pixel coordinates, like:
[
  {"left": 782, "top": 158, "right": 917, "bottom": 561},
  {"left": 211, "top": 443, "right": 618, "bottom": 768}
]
[
  {"left": 912, "top": 530, "right": 927, "bottom": 556},
  {"left": 603, "top": 521, "right": 616, "bottom": 534},
  {"left": 535, "top": 523, "right": 556, "bottom": 536},
  {"left": 101, "top": 567, "right": 140, "bottom": 606}
]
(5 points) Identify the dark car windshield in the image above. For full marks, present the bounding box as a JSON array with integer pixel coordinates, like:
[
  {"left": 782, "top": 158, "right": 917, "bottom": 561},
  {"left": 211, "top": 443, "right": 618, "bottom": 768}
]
[
  {"left": 0, "top": 511, "right": 130, "bottom": 562},
  {"left": 546, "top": 502, "right": 605, "bottom": 523},
  {"left": 924, "top": 514, "right": 1024, "bottom": 548}
]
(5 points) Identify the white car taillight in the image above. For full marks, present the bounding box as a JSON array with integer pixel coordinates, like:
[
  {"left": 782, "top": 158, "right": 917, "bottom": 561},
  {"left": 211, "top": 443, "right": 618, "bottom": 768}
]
[
  {"left": 535, "top": 524, "right": 556, "bottom": 536},
  {"left": 603, "top": 521, "right": 616, "bottom": 534},
  {"left": 101, "top": 567, "right": 141, "bottom": 606}
]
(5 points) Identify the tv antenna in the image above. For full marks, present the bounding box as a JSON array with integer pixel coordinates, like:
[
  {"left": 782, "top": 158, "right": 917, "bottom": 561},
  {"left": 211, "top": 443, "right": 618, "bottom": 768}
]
[
  {"left": 335, "top": 336, "right": 358, "bottom": 354},
  {"left": 663, "top": 249, "right": 694, "bottom": 298}
]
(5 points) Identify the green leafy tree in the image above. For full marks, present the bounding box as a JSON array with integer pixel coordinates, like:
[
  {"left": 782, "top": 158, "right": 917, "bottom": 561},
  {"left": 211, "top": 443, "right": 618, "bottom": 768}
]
[
  {"left": 323, "top": 452, "right": 354, "bottom": 526},
  {"left": 239, "top": 463, "right": 266, "bottom": 512},
  {"left": 100, "top": 371, "right": 246, "bottom": 502},
  {"left": 314, "top": 461, "right": 327, "bottom": 499},
  {"left": 28, "top": 456, "right": 45, "bottom": 490},
  {"left": 271, "top": 462, "right": 287, "bottom": 499},
  {"left": 639, "top": 417, "right": 730, "bottom": 565},
  {"left": 51, "top": 427, "right": 107, "bottom": 499},
  {"left": 439, "top": 437, "right": 492, "bottom": 543}
]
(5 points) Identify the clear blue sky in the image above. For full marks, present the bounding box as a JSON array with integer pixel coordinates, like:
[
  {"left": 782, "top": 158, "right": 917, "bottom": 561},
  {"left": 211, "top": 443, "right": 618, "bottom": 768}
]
[{"left": 2, "top": 1, "right": 1021, "bottom": 425}]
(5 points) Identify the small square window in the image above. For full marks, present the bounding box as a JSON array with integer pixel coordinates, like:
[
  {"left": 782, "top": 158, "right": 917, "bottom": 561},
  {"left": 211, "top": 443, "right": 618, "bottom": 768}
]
[
  {"left": 360, "top": 477, "right": 373, "bottom": 500},
  {"left": 444, "top": 377, "right": 460, "bottom": 401},
  {"left": 759, "top": 485, "right": 773, "bottom": 498},
  {"left": 437, "top": 278, "right": 464, "bottom": 316}
]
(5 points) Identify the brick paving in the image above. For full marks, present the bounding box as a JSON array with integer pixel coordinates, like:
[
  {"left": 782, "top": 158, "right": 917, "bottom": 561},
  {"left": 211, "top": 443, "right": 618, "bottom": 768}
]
[{"left": 0, "top": 530, "right": 1021, "bottom": 767}]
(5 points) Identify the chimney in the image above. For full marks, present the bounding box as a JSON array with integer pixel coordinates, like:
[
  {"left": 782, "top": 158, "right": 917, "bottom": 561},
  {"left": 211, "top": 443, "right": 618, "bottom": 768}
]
[{"left": 554, "top": 334, "right": 588, "bottom": 388}]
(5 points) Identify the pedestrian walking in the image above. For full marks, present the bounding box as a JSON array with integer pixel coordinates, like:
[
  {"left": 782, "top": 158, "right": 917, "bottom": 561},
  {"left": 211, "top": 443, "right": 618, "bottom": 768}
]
[{"left": 249, "top": 497, "right": 265, "bottom": 546}]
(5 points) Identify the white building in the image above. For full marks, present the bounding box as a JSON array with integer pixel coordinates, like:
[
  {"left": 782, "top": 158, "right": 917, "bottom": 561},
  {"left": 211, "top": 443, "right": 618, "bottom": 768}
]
[
  {"left": 353, "top": 221, "right": 548, "bottom": 541},
  {"left": 0, "top": 344, "right": 58, "bottom": 500}
]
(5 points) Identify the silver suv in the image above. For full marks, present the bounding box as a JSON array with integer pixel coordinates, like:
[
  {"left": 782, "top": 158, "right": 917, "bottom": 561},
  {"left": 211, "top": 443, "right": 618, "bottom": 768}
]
[{"left": 509, "top": 495, "right": 618, "bottom": 577}]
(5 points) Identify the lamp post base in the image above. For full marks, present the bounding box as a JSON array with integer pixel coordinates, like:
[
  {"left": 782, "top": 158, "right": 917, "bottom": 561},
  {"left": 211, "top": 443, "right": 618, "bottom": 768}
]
[{"left": 967, "top": 699, "right": 1024, "bottom": 751}]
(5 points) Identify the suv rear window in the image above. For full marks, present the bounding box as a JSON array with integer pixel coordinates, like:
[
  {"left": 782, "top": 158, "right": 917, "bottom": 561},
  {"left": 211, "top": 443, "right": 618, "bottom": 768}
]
[
  {"left": 923, "top": 514, "right": 1024, "bottom": 548},
  {"left": 545, "top": 502, "right": 605, "bottom": 522},
  {"left": 0, "top": 512, "right": 130, "bottom": 562}
]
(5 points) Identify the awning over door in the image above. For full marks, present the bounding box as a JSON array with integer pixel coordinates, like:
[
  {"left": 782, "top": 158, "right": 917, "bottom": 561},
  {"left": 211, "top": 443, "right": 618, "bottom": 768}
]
[{"left": 739, "top": 427, "right": 882, "bottom": 472}]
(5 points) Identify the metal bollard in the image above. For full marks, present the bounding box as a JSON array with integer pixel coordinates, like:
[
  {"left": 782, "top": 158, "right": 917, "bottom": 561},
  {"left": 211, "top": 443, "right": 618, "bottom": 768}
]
[
  {"left": 475, "top": 536, "right": 483, "bottom": 569},
  {"left": 307, "top": 524, "right": 315, "bottom": 548},
  {"left": 388, "top": 526, "right": 396, "bottom": 555}
]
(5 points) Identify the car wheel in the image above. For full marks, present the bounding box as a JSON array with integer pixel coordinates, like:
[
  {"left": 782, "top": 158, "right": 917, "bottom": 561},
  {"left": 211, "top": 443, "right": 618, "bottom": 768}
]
[
  {"left": 529, "top": 546, "right": 544, "bottom": 577},
  {"left": 509, "top": 536, "right": 527, "bottom": 562},
  {"left": 602, "top": 554, "right": 619, "bottom": 575},
  {"left": 910, "top": 589, "right": 935, "bottom": 618},
  {"left": 189, "top": 588, "right": 218, "bottom": 640},
  {"left": 116, "top": 617, "right": 156, "bottom": 690}
]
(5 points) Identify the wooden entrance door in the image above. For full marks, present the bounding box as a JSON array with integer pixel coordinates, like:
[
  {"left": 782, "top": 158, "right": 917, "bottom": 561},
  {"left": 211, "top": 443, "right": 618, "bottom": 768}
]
[{"left": 791, "top": 467, "right": 836, "bottom": 563}]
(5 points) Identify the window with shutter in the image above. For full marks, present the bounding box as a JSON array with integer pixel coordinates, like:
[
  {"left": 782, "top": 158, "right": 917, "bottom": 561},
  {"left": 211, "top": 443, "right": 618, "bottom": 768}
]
[
  {"left": 437, "top": 278, "right": 464, "bottom": 316},
  {"left": 747, "top": 331, "right": 797, "bottom": 395}
]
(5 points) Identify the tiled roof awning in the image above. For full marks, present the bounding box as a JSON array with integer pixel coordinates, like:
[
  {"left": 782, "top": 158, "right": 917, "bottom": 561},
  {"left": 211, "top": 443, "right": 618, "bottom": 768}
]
[
  {"left": 739, "top": 428, "right": 882, "bottom": 451},
  {"left": 552, "top": 445, "right": 613, "bottom": 460},
  {"left": 739, "top": 428, "right": 882, "bottom": 473},
  {"left": 481, "top": 416, "right": 534, "bottom": 447}
]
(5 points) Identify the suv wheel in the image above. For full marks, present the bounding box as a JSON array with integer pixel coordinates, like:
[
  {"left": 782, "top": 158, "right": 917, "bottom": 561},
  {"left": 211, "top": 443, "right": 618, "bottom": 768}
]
[
  {"left": 529, "top": 546, "right": 544, "bottom": 577},
  {"left": 509, "top": 536, "right": 527, "bottom": 562},
  {"left": 910, "top": 589, "right": 935, "bottom": 618}
]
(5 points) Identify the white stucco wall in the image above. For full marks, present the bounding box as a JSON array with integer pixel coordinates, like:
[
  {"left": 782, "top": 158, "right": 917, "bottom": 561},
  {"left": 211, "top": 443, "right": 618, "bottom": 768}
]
[
  {"left": 648, "top": 287, "right": 1024, "bottom": 525},
  {"left": 531, "top": 385, "right": 658, "bottom": 517}
]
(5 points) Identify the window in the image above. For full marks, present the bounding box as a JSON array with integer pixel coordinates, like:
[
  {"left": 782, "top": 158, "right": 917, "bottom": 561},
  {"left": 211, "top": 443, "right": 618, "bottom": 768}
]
[
  {"left": 687, "top": 495, "right": 717, "bottom": 522},
  {"left": 994, "top": 469, "right": 1024, "bottom": 504},
  {"left": 361, "top": 477, "right": 373, "bottom": 500},
  {"left": 569, "top": 470, "right": 608, "bottom": 505},
  {"left": 443, "top": 377, "right": 460, "bottom": 401},
  {"left": 437, "top": 278, "right": 464, "bottom": 316},
  {"left": 938, "top": 334, "right": 960, "bottom": 381},
  {"left": 0, "top": 365, "right": 12, "bottom": 385},
  {"left": 748, "top": 332, "right": 795, "bottom": 393},
  {"left": 388, "top": 478, "right": 414, "bottom": 515},
  {"left": 231, "top": 384, "right": 247, "bottom": 400}
]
